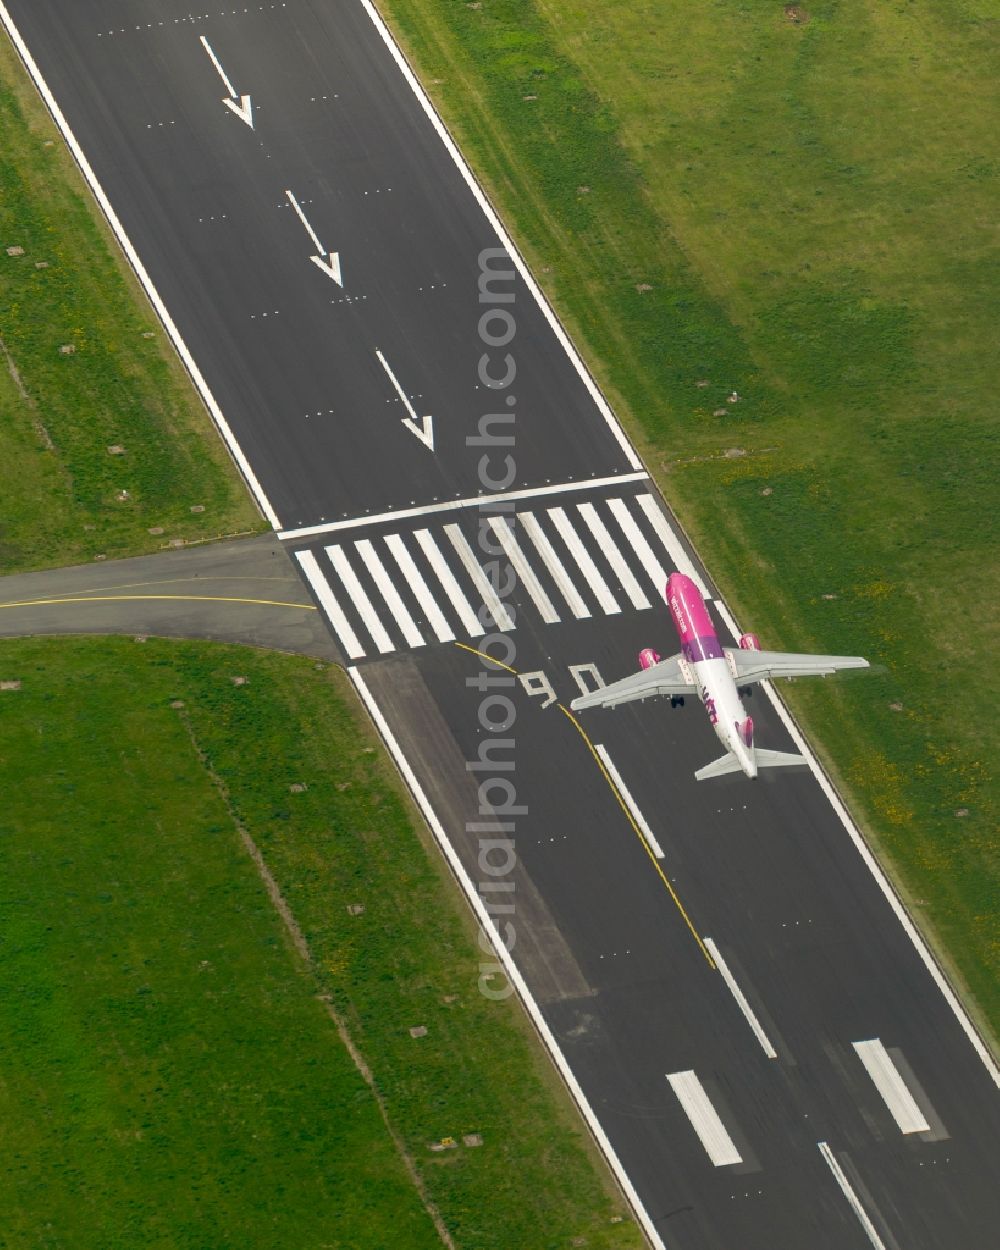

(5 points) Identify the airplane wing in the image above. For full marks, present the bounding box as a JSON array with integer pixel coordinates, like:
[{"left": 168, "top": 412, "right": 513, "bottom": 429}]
[
  {"left": 569, "top": 654, "right": 695, "bottom": 711},
  {"left": 727, "top": 648, "right": 869, "bottom": 685}
]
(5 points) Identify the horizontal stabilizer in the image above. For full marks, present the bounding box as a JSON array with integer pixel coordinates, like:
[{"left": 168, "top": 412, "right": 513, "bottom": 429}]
[
  {"left": 694, "top": 752, "right": 745, "bottom": 781},
  {"left": 755, "top": 749, "right": 806, "bottom": 770}
]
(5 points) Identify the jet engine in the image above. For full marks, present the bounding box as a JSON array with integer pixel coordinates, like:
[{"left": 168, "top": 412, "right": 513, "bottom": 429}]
[
  {"left": 638, "top": 648, "right": 661, "bottom": 670},
  {"left": 738, "top": 633, "right": 761, "bottom": 651}
]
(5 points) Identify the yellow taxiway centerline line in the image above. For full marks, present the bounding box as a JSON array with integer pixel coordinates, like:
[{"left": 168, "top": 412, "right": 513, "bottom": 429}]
[
  {"left": 453, "top": 641, "right": 713, "bottom": 968},
  {"left": 559, "top": 704, "right": 714, "bottom": 969},
  {"left": 453, "top": 639, "right": 519, "bottom": 676},
  {"left": 0, "top": 594, "right": 316, "bottom": 610}
]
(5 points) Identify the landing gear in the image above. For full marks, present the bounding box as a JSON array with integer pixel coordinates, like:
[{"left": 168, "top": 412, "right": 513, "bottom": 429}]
[
  {"left": 670, "top": 695, "right": 686, "bottom": 708},
  {"left": 738, "top": 687, "right": 753, "bottom": 698}
]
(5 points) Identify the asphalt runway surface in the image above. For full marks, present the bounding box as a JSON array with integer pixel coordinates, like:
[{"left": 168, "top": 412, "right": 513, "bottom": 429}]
[{"left": 3, "top": 2, "right": 998, "bottom": 1246}]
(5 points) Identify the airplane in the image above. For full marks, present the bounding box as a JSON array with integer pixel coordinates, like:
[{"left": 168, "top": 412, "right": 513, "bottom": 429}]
[{"left": 570, "top": 571, "right": 869, "bottom": 780}]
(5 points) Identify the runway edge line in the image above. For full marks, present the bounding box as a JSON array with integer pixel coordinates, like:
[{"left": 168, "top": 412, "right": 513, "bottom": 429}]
[
  {"left": 0, "top": 3, "right": 281, "bottom": 531},
  {"left": 713, "top": 601, "right": 1000, "bottom": 1088},
  {"left": 354, "top": 0, "right": 643, "bottom": 473},
  {"left": 349, "top": 666, "right": 671, "bottom": 1250}
]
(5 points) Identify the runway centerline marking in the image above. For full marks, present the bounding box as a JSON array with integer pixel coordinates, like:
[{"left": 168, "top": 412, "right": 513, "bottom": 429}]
[
  {"left": 593, "top": 745, "right": 663, "bottom": 857},
  {"left": 703, "top": 938, "right": 778, "bottom": 1059},
  {"left": 666, "top": 1071, "right": 742, "bottom": 1167},
  {"left": 853, "top": 1039, "right": 930, "bottom": 1134},
  {"left": 453, "top": 642, "right": 713, "bottom": 966},
  {"left": 277, "top": 472, "right": 648, "bottom": 540},
  {"left": 817, "top": 1142, "right": 889, "bottom": 1249},
  {"left": 560, "top": 706, "right": 712, "bottom": 966}
]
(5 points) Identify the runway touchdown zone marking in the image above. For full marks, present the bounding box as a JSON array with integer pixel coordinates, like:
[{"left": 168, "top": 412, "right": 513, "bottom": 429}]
[
  {"left": 666, "top": 1070, "right": 742, "bottom": 1167},
  {"left": 853, "top": 1039, "right": 930, "bottom": 1135}
]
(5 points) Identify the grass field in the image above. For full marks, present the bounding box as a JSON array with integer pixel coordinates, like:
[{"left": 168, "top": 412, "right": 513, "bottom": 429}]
[
  {"left": 0, "top": 636, "right": 641, "bottom": 1249},
  {"left": 0, "top": 35, "right": 262, "bottom": 573},
  {"left": 375, "top": 0, "right": 1000, "bottom": 1037}
]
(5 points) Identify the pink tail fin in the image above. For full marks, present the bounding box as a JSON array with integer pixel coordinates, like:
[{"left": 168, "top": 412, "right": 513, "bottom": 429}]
[{"left": 739, "top": 717, "right": 754, "bottom": 748}]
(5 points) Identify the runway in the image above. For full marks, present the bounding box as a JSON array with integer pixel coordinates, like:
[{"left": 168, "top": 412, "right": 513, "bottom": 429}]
[{"left": 3, "top": 2, "right": 998, "bottom": 1245}]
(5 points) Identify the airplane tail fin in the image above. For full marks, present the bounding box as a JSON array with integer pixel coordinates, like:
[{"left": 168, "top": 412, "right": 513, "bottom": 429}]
[
  {"left": 755, "top": 749, "right": 806, "bottom": 770},
  {"left": 695, "top": 752, "right": 745, "bottom": 781}
]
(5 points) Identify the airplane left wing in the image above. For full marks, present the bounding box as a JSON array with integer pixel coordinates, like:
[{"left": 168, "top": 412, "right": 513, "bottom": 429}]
[
  {"left": 570, "top": 654, "right": 695, "bottom": 711},
  {"left": 727, "top": 648, "right": 869, "bottom": 685}
]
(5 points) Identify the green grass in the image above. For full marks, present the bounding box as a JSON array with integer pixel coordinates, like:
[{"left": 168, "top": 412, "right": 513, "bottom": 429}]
[
  {"left": 0, "top": 36, "right": 263, "bottom": 573},
  {"left": 373, "top": 0, "right": 1000, "bottom": 1036},
  {"left": 0, "top": 636, "right": 641, "bottom": 1250}
]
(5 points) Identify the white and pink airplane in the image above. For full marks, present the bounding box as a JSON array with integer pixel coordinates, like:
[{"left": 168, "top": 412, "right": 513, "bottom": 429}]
[{"left": 571, "top": 572, "right": 869, "bottom": 780}]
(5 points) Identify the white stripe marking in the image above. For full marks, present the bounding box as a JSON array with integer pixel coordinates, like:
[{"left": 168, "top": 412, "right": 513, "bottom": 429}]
[
  {"left": 666, "top": 1071, "right": 742, "bottom": 1167},
  {"left": 376, "top": 350, "right": 420, "bottom": 423},
  {"left": 326, "top": 545, "right": 394, "bottom": 655},
  {"left": 488, "top": 518, "right": 559, "bottom": 624},
  {"left": 607, "top": 497, "right": 669, "bottom": 600},
  {"left": 0, "top": 7, "right": 279, "bottom": 528},
  {"left": 635, "top": 495, "right": 710, "bottom": 598},
  {"left": 519, "top": 512, "right": 590, "bottom": 618},
  {"left": 853, "top": 1039, "right": 930, "bottom": 1134},
  {"left": 277, "top": 472, "right": 648, "bottom": 540},
  {"left": 295, "top": 550, "right": 364, "bottom": 660},
  {"left": 703, "top": 938, "right": 778, "bottom": 1059},
  {"left": 284, "top": 188, "right": 326, "bottom": 255},
  {"left": 548, "top": 507, "right": 620, "bottom": 615},
  {"left": 594, "top": 745, "right": 664, "bottom": 857},
  {"left": 199, "top": 35, "right": 237, "bottom": 97},
  {"left": 355, "top": 539, "right": 424, "bottom": 649},
  {"left": 384, "top": 534, "right": 454, "bottom": 643},
  {"left": 578, "top": 502, "right": 650, "bottom": 610},
  {"left": 413, "top": 530, "right": 484, "bottom": 638},
  {"left": 818, "top": 1142, "right": 888, "bottom": 1250},
  {"left": 710, "top": 599, "right": 998, "bottom": 1091},
  {"left": 444, "top": 525, "right": 515, "bottom": 633}
]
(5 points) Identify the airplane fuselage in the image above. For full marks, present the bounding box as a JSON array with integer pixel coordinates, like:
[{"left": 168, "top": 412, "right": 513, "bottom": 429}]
[{"left": 666, "top": 573, "right": 757, "bottom": 777}]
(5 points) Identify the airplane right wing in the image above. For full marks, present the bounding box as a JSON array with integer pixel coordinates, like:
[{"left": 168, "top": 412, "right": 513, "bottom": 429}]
[
  {"left": 569, "top": 653, "right": 695, "bottom": 711},
  {"left": 727, "top": 648, "right": 869, "bottom": 685}
]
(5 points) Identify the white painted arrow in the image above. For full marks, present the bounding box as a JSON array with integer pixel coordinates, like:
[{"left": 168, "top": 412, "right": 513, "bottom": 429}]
[
  {"left": 310, "top": 253, "right": 343, "bottom": 285},
  {"left": 199, "top": 37, "right": 254, "bottom": 129},
  {"left": 285, "top": 189, "right": 344, "bottom": 288},
  {"left": 376, "top": 350, "right": 435, "bottom": 451}
]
